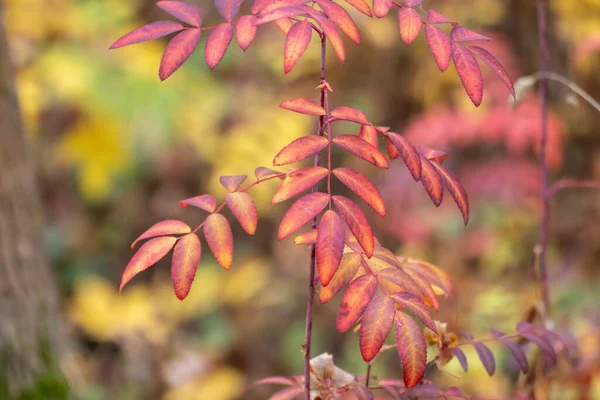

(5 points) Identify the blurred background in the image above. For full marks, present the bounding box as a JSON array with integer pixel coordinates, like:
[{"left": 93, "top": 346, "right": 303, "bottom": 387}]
[{"left": 1, "top": 0, "right": 599, "bottom": 399}]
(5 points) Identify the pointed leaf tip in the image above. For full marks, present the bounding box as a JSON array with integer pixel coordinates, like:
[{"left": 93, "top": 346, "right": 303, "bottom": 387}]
[
  {"left": 284, "top": 20, "right": 312, "bottom": 74},
  {"left": 110, "top": 21, "right": 185, "bottom": 50},
  {"left": 394, "top": 311, "right": 427, "bottom": 388},
  {"left": 225, "top": 192, "right": 258, "bottom": 235},
  {"left": 317, "top": 210, "right": 345, "bottom": 286},
  {"left": 236, "top": 15, "right": 258, "bottom": 51},
  {"left": 205, "top": 23, "right": 234, "bottom": 70},
  {"left": 278, "top": 192, "right": 330, "bottom": 240},
  {"left": 280, "top": 98, "right": 326, "bottom": 116},
  {"left": 336, "top": 274, "right": 377, "bottom": 332},
  {"left": 399, "top": 7, "right": 422, "bottom": 45},
  {"left": 215, "top": 0, "right": 244, "bottom": 22},
  {"left": 131, "top": 220, "right": 191, "bottom": 249},
  {"left": 360, "top": 295, "right": 395, "bottom": 361},
  {"left": 171, "top": 233, "right": 201, "bottom": 300},
  {"left": 452, "top": 42, "right": 484, "bottom": 106},
  {"left": 179, "top": 194, "right": 217, "bottom": 213},
  {"left": 157, "top": 1, "right": 202, "bottom": 27},
  {"left": 121, "top": 236, "right": 177, "bottom": 291},
  {"left": 159, "top": 28, "right": 201, "bottom": 80},
  {"left": 220, "top": 175, "right": 247, "bottom": 192},
  {"left": 203, "top": 213, "right": 233, "bottom": 269}
]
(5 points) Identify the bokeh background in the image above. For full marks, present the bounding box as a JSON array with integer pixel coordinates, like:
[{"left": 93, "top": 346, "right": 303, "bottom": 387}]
[{"left": 1, "top": 0, "right": 600, "bottom": 399}]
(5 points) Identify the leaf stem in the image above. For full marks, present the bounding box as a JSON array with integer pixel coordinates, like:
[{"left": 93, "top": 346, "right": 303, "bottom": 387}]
[
  {"left": 303, "top": 35, "right": 328, "bottom": 400},
  {"left": 365, "top": 363, "right": 372, "bottom": 387}
]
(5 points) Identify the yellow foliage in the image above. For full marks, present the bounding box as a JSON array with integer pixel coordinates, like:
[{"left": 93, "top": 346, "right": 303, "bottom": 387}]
[
  {"left": 163, "top": 366, "right": 245, "bottom": 400},
  {"left": 553, "top": 0, "right": 600, "bottom": 41},
  {"left": 222, "top": 258, "right": 270, "bottom": 306}
]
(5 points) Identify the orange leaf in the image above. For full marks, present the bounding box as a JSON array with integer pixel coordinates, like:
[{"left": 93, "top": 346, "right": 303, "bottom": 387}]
[
  {"left": 225, "top": 192, "right": 258, "bottom": 234},
  {"left": 394, "top": 311, "right": 427, "bottom": 388},
  {"left": 416, "top": 145, "right": 448, "bottom": 164},
  {"left": 468, "top": 45, "right": 515, "bottom": 98},
  {"left": 171, "top": 233, "right": 201, "bottom": 300},
  {"left": 386, "top": 138, "right": 400, "bottom": 160},
  {"left": 388, "top": 292, "right": 437, "bottom": 333},
  {"left": 220, "top": 175, "right": 247, "bottom": 192},
  {"left": 333, "top": 168, "right": 386, "bottom": 217},
  {"left": 373, "top": 0, "right": 393, "bottom": 18},
  {"left": 278, "top": 192, "right": 330, "bottom": 240},
  {"left": 333, "top": 135, "right": 389, "bottom": 168},
  {"left": 358, "top": 125, "right": 378, "bottom": 147},
  {"left": 110, "top": 21, "right": 184, "bottom": 49},
  {"left": 159, "top": 28, "right": 201, "bottom": 80},
  {"left": 451, "top": 26, "right": 491, "bottom": 42},
  {"left": 275, "top": 18, "right": 295, "bottom": 34},
  {"left": 284, "top": 20, "right": 312, "bottom": 73},
  {"left": 384, "top": 132, "right": 421, "bottom": 181},
  {"left": 451, "top": 42, "right": 483, "bottom": 106},
  {"left": 315, "top": 0, "right": 360, "bottom": 44},
  {"left": 274, "top": 136, "right": 329, "bottom": 166},
  {"left": 294, "top": 229, "right": 317, "bottom": 245},
  {"left": 312, "top": 12, "right": 346, "bottom": 63},
  {"left": 320, "top": 252, "right": 362, "bottom": 303},
  {"left": 331, "top": 106, "right": 370, "bottom": 125},
  {"left": 398, "top": 8, "right": 422, "bottom": 45},
  {"left": 214, "top": 0, "right": 243, "bottom": 22},
  {"left": 203, "top": 213, "right": 233, "bottom": 269},
  {"left": 236, "top": 15, "right": 258, "bottom": 51},
  {"left": 425, "top": 25, "right": 451, "bottom": 72},
  {"left": 255, "top": 166, "right": 284, "bottom": 180},
  {"left": 317, "top": 210, "right": 346, "bottom": 286},
  {"left": 343, "top": 0, "right": 372, "bottom": 17},
  {"left": 121, "top": 236, "right": 177, "bottom": 291},
  {"left": 336, "top": 273, "right": 377, "bottom": 332},
  {"left": 427, "top": 9, "right": 452, "bottom": 24},
  {"left": 419, "top": 155, "right": 443, "bottom": 207},
  {"left": 402, "top": 267, "right": 440, "bottom": 310},
  {"left": 257, "top": 0, "right": 308, "bottom": 15},
  {"left": 375, "top": 267, "right": 425, "bottom": 299},
  {"left": 255, "top": 7, "right": 309, "bottom": 25},
  {"left": 272, "top": 167, "right": 329, "bottom": 203},
  {"left": 429, "top": 162, "right": 469, "bottom": 224},
  {"left": 157, "top": 1, "right": 202, "bottom": 27},
  {"left": 333, "top": 195, "right": 374, "bottom": 257},
  {"left": 205, "top": 23, "right": 233, "bottom": 70},
  {"left": 131, "top": 220, "right": 191, "bottom": 249},
  {"left": 401, "top": 259, "right": 451, "bottom": 296},
  {"left": 360, "top": 295, "right": 395, "bottom": 361},
  {"left": 280, "top": 98, "right": 326, "bottom": 115},
  {"left": 179, "top": 194, "right": 217, "bottom": 212}
]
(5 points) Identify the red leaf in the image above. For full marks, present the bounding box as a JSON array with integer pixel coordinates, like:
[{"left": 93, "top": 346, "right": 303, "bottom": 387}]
[
  {"left": 255, "top": 167, "right": 284, "bottom": 180},
  {"left": 171, "top": 233, "right": 201, "bottom": 300},
  {"left": 333, "top": 168, "right": 386, "bottom": 217},
  {"left": 468, "top": 45, "right": 515, "bottom": 98},
  {"left": 394, "top": 311, "right": 427, "bottom": 388},
  {"left": 203, "top": 213, "right": 233, "bottom": 269},
  {"left": 333, "top": 135, "right": 389, "bottom": 169},
  {"left": 344, "top": 0, "right": 372, "bottom": 17},
  {"left": 401, "top": 258, "right": 452, "bottom": 296},
  {"left": 360, "top": 295, "right": 395, "bottom": 361},
  {"left": 275, "top": 18, "right": 295, "bottom": 34},
  {"left": 384, "top": 132, "right": 421, "bottom": 181},
  {"left": 312, "top": 12, "right": 346, "bottom": 63},
  {"left": 375, "top": 267, "right": 424, "bottom": 299},
  {"left": 255, "top": 7, "right": 309, "bottom": 25},
  {"left": 257, "top": 0, "right": 308, "bottom": 15},
  {"left": 386, "top": 139, "right": 400, "bottom": 160},
  {"left": 403, "top": 0, "right": 423, "bottom": 6},
  {"left": 284, "top": 20, "right": 313, "bottom": 73},
  {"left": 121, "top": 236, "right": 177, "bottom": 291},
  {"left": 225, "top": 192, "right": 258, "bottom": 234},
  {"left": 419, "top": 155, "right": 443, "bottom": 207},
  {"left": 157, "top": 1, "right": 202, "bottom": 27},
  {"left": 451, "top": 347, "right": 468, "bottom": 372},
  {"left": 473, "top": 342, "right": 496, "bottom": 376},
  {"left": 427, "top": 9, "right": 452, "bottom": 24},
  {"left": 317, "top": 210, "right": 346, "bottom": 286},
  {"left": 358, "top": 125, "right": 378, "bottom": 147},
  {"left": 179, "top": 195, "right": 217, "bottom": 212},
  {"left": 320, "top": 252, "right": 362, "bottom": 303},
  {"left": 205, "top": 23, "right": 234, "bottom": 69},
  {"left": 402, "top": 266, "right": 440, "bottom": 310},
  {"left": 159, "top": 28, "right": 201, "bottom": 80},
  {"left": 333, "top": 195, "right": 374, "bottom": 257},
  {"left": 498, "top": 338, "right": 529, "bottom": 373},
  {"left": 214, "top": 0, "right": 243, "bottom": 21},
  {"left": 416, "top": 145, "right": 448, "bottom": 164},
  {"left": 272, "top": 167, "right": 329, "bottom": 203},
  {"left": 131, "top": 220, "right": 191, "bottom": 249},
  {"left": 274, "top": 136, "right": 329, "bottom": 166},
  {"left": 451, "top": 26, "right": 491, "bottom": 42},
  {"left": 373, "top": 0, "right": 393, "bottom": 18},
  {"left": 336, "top": 274, "right": 377, "bottom": 332},
  {"left": 251, "top": 0, "right": 271, "bottom": 14},
  {"left": 110, "top": 21, "right": 184, "bottom": 49},
  {"left": 331, "top": 106, "right": 370, "bottom": 125},
  {"left": 278, "top": 192, "right": 330, "bottom": 240},
  {"left": 280, "top": 98, "right": 326, "bottom": 115},
  {"left": 220, "top": 175, "right": 247, "bottom": 192},
  {"left": 315, "top": 0, "right": 360, "bottom": 44},
  {"left": 425, "top": 25, "right": 451, "bottom": 72},
  {"left": 236, "top": 15, "right": 258, "bottom": 51},
  {"left": 451, "top": 42, "right": 484, "bottom": 106},
  {"left": 398, "top": 8, "right": 422, "bottom": 45},
  {"left": 429, "top": 161, "right": 469, "bottom": 224},
  {"left": 294, "top": 229, "right": 317, "bottom": 245},
  {"left": 388, "top": 292, "right": 436, "bottom": 333}
]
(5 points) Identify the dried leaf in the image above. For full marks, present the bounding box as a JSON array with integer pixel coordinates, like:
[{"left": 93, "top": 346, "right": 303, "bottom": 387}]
[
  {"left": 451, "top": 42, "right": 484, "bottom": 106},
  {"left": 157, "top": 1, "right": 202, "bottom": 27},
  {"left": 337, "top": 274, "right": 378, "bottom": 332},
  {"left": 274, "top": 136, "right": 329, "bottom": 166},
  {"left": 469, "top": 45, "right": 515, "bottom": 98},
  {"left": 236, "top": 15, "right": 258, "bottom": 51},
  {"left": 394, "top": 311, "right": 427, "bottom": 388},
  {"left": 398, "top": 8, "right": 422, "bottom": 45},
  {"left": 159, "top": 28, "right": 201, "bottom": 80},
  {"left": 205, "top": 23, "right": 234, "bottom": 70},
  {"left": 427, "top": 9, "right": 452, "bottom": 24},
  {"left": 280, "top": 98, "right": 326, "bottom": 115},
  {"left": 214, "top": 0, "right": 243, "bottom": 22},
  {"left": 317, "top": 210, "right": 346, "bottom": 286},
  {"left": 430, "top": 161, "right": 469, "bottom": 225},
  {"left": 389, "top": 292, "right": 436, "bottom": 333},
  {"left": 284, "top": 20, "right": 313, "bottom": 73},
  {"left": 278, "top": 192, "right": 330, "bottom": 240},
  {"left": 331, "top": 106, "right": 370, "bottom": 125},
  {"left": 333, "top": 168, "right": 385, "bottom": 217},
  {"left": 320, "top": 252, "right": 362, "bottom": 303},
  {"left": 225, "top": 192, "right": 258, "bottom": 234},
  {"left": 333, "top": 135, "right": 389, "bottom": 168},
  {"left": 272, "top": 167, "right": 329, "bottom": 203},
  {"left": 110, "top": 21, "right": 184, "bottom": 49},
  {"left": 451, "top": 26, "right": 491, "bottom": 42},
  {"left": 220, "top": 175, "right": 248, "bottom": 192},
  {"left": 473, "top": 342, "right": 496, "bottom": 376},
  {"left": 131, "top": 220, "right": 191, "bottom": 249},
  {"left": 171, "top": 233, "right": 201, "bottom": 300},
  {"left": 450, "top": 347, "right": 468, "bottom": 372},
  {"left": 425, "top": 25, "right": 451, "bottom": 72},
  {"left": 315, "top": 0, "right": 360, "bottom": 44},
  {"left": 360, "top": 295, "right": 395, "bottom": 361},
  {"left": 179, "top": 194, "right": 217, "bottom": 212},
  {"left": 203, "top": 213, "right": 234, "bottom": 269},
  {"left": 333, "top": 195, "right": 374, "bottom": 258},
  {"left": 121, "top": 236, "right": 177, "bottom": 291},
  {"left": 419, "top": 155, "right": 443, "bottom": 206},
  {"left": 384, "top": 132, "right": 421, "bottom": 181}
]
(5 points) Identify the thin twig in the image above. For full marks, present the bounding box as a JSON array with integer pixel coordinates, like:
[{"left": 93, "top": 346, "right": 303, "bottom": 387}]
[
  {"left": 531, "top": 71, "right": 600, "bottom": 113},
  {"left": 548, "top": 178, "right": 600, "bottom": 197},
  {"left": 365, "top": 363, "right": 372, "bottom": 388}
]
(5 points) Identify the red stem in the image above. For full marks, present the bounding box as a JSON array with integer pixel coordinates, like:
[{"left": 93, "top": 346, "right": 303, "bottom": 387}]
[
  {"left": 536, "top": 0, "right": 551, "bottom": 316},
  {"left": 303, "top": 35, "right": 328, "bottom": 399}
]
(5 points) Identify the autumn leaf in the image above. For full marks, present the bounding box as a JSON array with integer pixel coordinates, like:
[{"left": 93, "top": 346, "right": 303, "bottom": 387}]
[
  {"left": 384, "top": 132, "right": 421, "bottom": 181},
  {"left": 394, "top": 311, "right": 426, "bottom": 388},
  {"left": 131, "top": 220, "right": 191, "bottom": 249},
  {"left": 333, "top": 168, "right": 386, "bottom": 217},
  {"left": 220, "top": 175, "right": 247, "bottom": 192},
  {"left": 330, "top": 106, "right": 370, "bottom": 125},
  {"left": 274, "top": 136, "right": 329, "bottom": 166},
  {"left": 205, "top": 23, "right": 234, "bottom": 70},
  {"left": 278, "top": 192, "right": 330, "bottom": 240},
  {"left": 171, "top": 233, "right": 201, "bottom": 300},
  {"left": 360, "top": 295, "right": 395, "bottom": 361},
  {"left": 203, "top": 213, "right": 233, "bottom": 269},
  {"left": 399, "top": 8, "right": 422, "bottom": 45},
  {"left": 159, "top": 28, "right": 201, "bottom": 80},
  {"left": 358, "top": 125, "right": 378, "bottom": 147},
  {"left": 451, "top": 42, "right": 484, "bottom": 106},
  {"left": 451, "top": 347, "right": 468, "bottom": 372},
  {"left": 473, "top": 342, "right": 496, "bottom": 376},
  {"left": 333, "top": 135, "right": 389, "bottom": 168},
  {"left": 429, "top": 161, "right": 469, "bottom": 224},
  {"left": 344, "top": 0, "right": 372, "bottom": 17},
  {"left": 225, "top": 192, "right": 258, "bottom": 235},
  {"left": 333, "top": 195, "right": 374, "bottom": 258},
  {"left": 284, "top": 20, "right": 313, "bottom": 73},
  {"left": 312, "top": 12, "right": 346, "bottom": 63},
  {"left": 388, "top": 292, "right": 436, "bottom": 333},
  {"left": 236, "top": 15, "right": 258, "bottom": 51},
  {"left": 317, "top": 210, "right": 346, "bottom": 286},
  {"left": 214, "top": 0, "right": 243, "bottom": 22},
  {"left": 272, "top": 167, "right": 329, "bottom": 203},
  {"left": 110, "top": 21, "right": 184, "bottom": 49},
  {"left": 179, "top": 194, "right": 217, "bottom": 212},
  {"left": 425, "top": 25, "right": 451, "bottom": 72},
  {"left": 336, "top": 273, "right": 377, "bottom": 332},
  {"left": 469, "top": 45, "right": 515, "bottom": 98},
  {"left": 280, "top": 98, "right": 326, "bottom": 115},
  {"left": 320, "top": 252, "right": 362, "bottom": 303},
  {"left": 315, "top": 0, "right": 360, "bottom": 44},
  {"left": 427, "top": 9, "right": 452, "bottom": 24},
  {"left": 419, "top": 155, "right": 443, "bottom": 206},
  {"left": 373, "top": 0, "right": 393, "bottom": 18},
  {"left": 451, "top": 26, "right": 491, "bottom": 42},
  {"left": 121, "top": 236, "right": 177, "bottom": 291},
  {"left": 157, "top": 1, "right": 202, "bottom": 27}
]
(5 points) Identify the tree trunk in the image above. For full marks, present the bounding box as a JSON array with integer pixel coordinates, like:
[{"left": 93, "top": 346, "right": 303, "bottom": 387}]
[{"left": 0, "top": 4, "right": 62, "bottom": 395}]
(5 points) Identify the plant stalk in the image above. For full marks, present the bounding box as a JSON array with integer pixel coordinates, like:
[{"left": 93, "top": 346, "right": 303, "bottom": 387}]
[{"left": 303, "top": 35, "right": 328, "bottom": 399}]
